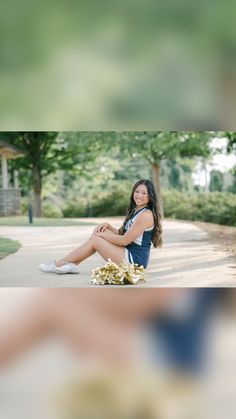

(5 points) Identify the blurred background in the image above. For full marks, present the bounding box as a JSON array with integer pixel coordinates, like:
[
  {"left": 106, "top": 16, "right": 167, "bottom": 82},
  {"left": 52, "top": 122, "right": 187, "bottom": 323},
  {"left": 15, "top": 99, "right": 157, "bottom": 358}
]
[
  {"left": 0, "top": 288, "right": 235, "bottom": 419},
  {"left": 0, "top": 0, "right": 235, "bottom": 130}
]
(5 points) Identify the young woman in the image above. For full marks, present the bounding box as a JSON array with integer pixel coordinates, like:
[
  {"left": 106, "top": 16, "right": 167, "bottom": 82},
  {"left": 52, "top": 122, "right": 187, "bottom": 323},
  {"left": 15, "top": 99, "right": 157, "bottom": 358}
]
[{"left": 39, "top": 179, "right": 162, "bottom": 274}]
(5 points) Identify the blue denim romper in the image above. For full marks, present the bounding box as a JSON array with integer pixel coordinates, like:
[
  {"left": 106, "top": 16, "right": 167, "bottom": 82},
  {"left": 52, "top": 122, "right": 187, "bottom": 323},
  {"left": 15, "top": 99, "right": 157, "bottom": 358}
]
[{"left": 125, "top": 207, "right": 154, "bottom": 268}]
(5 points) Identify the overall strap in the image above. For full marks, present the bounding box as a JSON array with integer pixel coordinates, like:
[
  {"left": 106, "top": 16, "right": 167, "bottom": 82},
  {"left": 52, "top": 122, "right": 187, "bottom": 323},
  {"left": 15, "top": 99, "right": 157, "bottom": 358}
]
[{"left": 132, "top": 207, "right": 148, "bottom": 221}]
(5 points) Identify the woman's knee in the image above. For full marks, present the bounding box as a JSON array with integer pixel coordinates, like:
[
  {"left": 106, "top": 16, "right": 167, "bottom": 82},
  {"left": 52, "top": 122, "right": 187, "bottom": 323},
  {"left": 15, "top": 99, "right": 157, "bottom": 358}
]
[
  {"left": 88, "top": 231, "right": 96, "bottom": 240},
  {"left": 88, "top": 235, "right": 102, "bottom": 249}
]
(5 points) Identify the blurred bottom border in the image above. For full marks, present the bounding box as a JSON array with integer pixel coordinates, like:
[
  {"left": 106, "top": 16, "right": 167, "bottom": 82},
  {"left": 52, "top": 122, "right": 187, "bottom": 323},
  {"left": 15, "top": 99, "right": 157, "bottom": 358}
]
[{"left": 0, "top": 288, "right": 235, "bottom": 419}]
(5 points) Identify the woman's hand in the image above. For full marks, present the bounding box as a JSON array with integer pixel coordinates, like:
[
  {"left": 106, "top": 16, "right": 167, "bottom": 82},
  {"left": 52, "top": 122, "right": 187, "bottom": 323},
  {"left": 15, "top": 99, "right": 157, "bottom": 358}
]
[
  {"left": 95, "top": 231, "right": 108, "bottom": 239},
  {"left": 93, "top": 223, "right": 110, "bottom": 234}
]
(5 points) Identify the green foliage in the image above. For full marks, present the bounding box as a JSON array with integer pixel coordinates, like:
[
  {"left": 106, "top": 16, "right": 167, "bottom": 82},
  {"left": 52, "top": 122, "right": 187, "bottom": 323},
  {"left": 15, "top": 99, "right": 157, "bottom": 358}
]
[
  {"left": 20, "top": 197, "right": 30, "bottom": 215},
  {"left": 21, "top": 196, "right": 63, "bottom": 218},
  {"left": 209, "top": 170, "right": 224, "bottom": 192},
  {"left": 117, "top": 131, "right": 213, "bottom": 215},
  {"left": 0, "top": 237, "right": 21, "bottom": 260},
  {"left": 224, "top": 132, "right": 236, "bottom": 153},
  {"left": 160, "top": 158, "right": 195, "bottom": 191},
  {"left": 2, "top": 131, "right": 235, "bottom": 223},
  {"left": 42, "top": 202, "right": 63, "bottom": 218},
  {"left": 3, "top": 131, "right": 116, "bottom": 216},
  {"left": 120, "top": 131, "right": 212, "bottom": 164},
  {"left": 63, "top": 182, "right": 131, "bottom": 217},
  {"left": 162, "top": 190, "right": 194, "bottom": 220},
  {"left": 163, "top": 190, "right": 236, "bottom": 226},
  {"left": 91, "top": 184, "right": 130, "bottom": 216},
  {"left": 3, "top": 132, "right": 58, "bottom": 175},
  {"left": 5, "top": 132, "right": 115, "bottom": 189},
  {"left": 62, "top": 199, "right": 87, "bottom": 218},
  {"left": 228, "top": 166, "right": 236, "bottom": 193}
]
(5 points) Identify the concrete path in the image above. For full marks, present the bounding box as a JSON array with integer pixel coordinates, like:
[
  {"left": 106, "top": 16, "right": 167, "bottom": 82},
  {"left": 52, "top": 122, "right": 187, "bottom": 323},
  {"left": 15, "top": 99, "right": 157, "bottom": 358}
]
[{"left": 0, "top": 219, "right": 235, "bottom": 287}]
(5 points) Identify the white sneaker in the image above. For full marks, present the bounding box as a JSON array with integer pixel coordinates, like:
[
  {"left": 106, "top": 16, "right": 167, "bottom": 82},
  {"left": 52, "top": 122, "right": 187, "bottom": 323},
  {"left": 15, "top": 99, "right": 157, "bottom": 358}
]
[
  {"left": 39, "top": 260, "right": 79, "bottom": 275},
  {"left": 39, "top": 259, "right": 58, "bottom": 273},
  {"left": 55, "top": 263, "right": 80, "bottom": 275}
]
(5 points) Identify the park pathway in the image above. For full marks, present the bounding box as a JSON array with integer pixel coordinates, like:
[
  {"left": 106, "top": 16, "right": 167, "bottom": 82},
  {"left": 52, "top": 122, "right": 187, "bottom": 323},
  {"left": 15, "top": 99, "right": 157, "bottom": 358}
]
[{"left": 0, "top": 218, "right": 235, "bottom": 287}]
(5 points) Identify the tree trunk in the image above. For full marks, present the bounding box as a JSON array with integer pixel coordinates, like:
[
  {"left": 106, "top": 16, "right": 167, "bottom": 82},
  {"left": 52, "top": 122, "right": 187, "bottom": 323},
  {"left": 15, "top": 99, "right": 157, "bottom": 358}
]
[
  {"left": 33, "top": 167, "right": 42, "bottom": 217},
  {"left": 151, "top": 162, "right": 164, "bottom": 217}
]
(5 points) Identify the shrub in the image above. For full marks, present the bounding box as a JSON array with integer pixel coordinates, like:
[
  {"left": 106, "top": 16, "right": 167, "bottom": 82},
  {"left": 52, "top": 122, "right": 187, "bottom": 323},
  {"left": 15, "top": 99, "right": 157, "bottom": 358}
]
[
  {"left": 162, "top": 190, "right": 236, "bottom": 226},
  {"left": 21, "top": 197, "right": 63, "bottom": 218},
  {"left": 90, "top": 187, "right": 129, "bottom": 217},
  {"left": 63, "top": 183, "right": 131, "bottom": 218},
  {"left": 62, "top": 200, "right": 87, "bottom": 217},
  {"left": 42, "top": 202, "right": 63, "bottom": 218},
  {"left": 20, "top": 197, "right": 30, "bottom": 215}
]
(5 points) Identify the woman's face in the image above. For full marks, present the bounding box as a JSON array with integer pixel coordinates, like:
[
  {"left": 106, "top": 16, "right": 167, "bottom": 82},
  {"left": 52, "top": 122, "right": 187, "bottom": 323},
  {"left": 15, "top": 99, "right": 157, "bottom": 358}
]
[{"left": 133, "top": 184, "right": 149, "bottom": 208}]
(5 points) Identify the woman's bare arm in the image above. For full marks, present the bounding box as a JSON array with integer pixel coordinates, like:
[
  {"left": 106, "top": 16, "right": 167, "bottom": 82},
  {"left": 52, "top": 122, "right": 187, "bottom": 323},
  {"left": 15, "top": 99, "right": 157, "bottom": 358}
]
[
  {"left": 107, "top": 224, "right": 120, "bottom": 234},
  {"left": 96, "top": 212, "right": 153, "bottom": 246}
]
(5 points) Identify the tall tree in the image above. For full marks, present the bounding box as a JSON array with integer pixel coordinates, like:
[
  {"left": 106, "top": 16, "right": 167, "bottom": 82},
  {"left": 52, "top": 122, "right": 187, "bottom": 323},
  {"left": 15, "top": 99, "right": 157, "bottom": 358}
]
[
  {"left": 3, "top": 132, "right": 62, "bottom": 216},
  {"left": 118, "top": 131, "right": 212, "bottom": 214},
  {"left": 3, "top": 131, "right": 115, "bottom": 216}
]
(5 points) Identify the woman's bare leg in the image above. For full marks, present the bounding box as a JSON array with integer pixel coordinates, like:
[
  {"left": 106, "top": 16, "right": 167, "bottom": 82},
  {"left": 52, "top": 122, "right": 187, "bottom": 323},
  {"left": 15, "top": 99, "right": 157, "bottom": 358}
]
[
  {"left": 0, "top": 290, "right": 136, "bottom": 367},
  {"left": 0, "top": 291, "right": 52, "bottom": 366},
  {"left": 56, "top": 235, "right": 125, "bottom": 267},
  {"left": 0, "top": 289, "right": 175, "bottom": 367}
]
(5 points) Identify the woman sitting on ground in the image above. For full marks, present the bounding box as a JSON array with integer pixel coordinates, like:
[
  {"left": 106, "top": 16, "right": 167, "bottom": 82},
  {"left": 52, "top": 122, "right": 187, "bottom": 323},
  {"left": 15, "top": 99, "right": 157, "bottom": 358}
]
[{"left": 39, "top": 179, "right": 163, "bottom": 275}]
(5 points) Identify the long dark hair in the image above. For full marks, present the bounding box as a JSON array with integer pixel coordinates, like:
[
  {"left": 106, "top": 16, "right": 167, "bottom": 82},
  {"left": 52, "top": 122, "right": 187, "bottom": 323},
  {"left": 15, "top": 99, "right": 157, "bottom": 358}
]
[{"left": 119, "top": 179, "right": 163, "bottom": 248}]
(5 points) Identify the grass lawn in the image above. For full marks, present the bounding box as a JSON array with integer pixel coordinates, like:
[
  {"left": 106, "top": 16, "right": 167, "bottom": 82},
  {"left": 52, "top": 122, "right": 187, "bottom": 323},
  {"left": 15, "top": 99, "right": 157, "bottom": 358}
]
[
  {"left": 0, "top": 237, "right": 21, "bottom": 260},
  {"left": 0, "top": 216, "right": 97, "bottom": 227}
]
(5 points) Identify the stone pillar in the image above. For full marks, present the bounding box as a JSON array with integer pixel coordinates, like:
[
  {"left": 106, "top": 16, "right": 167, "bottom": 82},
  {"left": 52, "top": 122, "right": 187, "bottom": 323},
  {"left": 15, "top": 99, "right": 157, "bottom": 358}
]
[
  {"left": 14, "top": 170, "right": 19, "bottom": 189},
  {"left": 1, "top": 155, "right": 8, "bottom": 189},
  {"left": 0, "top": 189, "right": 21, "bottom": 216}
]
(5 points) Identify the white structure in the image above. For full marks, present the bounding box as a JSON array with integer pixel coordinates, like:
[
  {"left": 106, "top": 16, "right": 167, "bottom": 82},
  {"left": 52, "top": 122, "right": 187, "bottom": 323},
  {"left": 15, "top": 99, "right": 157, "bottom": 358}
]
[{"left": 0, "top": 141, "right": 24, "bottom": 216}]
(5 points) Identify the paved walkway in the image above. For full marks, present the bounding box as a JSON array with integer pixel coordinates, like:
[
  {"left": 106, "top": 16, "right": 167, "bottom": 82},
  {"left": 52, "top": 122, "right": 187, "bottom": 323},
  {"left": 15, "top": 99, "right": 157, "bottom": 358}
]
[{"left": 0, "top": 219, "right": 235, "bottom": 287}]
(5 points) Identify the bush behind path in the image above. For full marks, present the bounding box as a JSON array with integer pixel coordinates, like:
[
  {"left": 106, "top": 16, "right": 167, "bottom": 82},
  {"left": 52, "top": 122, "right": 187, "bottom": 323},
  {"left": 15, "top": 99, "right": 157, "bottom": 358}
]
[
  {"left": 62, "top": 188, "right": 236, "bottom": 226},
  {"left": 162, "top": 190, "right": 236, "bottom": 226}
]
